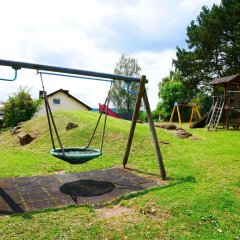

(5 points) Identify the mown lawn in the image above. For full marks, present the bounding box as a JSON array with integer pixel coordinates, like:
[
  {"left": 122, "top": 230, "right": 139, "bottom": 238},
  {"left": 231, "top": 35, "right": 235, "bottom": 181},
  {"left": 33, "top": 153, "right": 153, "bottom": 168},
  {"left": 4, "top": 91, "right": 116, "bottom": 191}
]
[{"left": 0, "top": 111, "right": 239, "bottom": 239}]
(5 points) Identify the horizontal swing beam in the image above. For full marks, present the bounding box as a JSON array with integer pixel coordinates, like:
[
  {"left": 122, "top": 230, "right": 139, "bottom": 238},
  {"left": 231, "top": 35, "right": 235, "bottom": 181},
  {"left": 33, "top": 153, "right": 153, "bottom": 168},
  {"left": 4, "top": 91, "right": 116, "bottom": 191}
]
[
  {"left": 38, "top": 71, "right": 113, "bottom": 83},
  {"left": 0, "top": 59, "right": 141, "bottom": 83}
]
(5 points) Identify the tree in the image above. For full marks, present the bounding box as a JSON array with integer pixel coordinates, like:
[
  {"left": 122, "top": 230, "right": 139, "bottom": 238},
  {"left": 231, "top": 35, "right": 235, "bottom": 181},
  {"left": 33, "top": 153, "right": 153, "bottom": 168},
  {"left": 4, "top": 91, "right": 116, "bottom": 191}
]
[
  {"left": 157, "top": 69, "right": 212, "bottom": 120},
  {"left": 173, "top": 0, "right": 240, "bottom": 95},
  {"left": 110, "top": 54, "right": 141, "bottom": 113},
  {"left": 158, "top": 79, "right": 187, "bottom": 120},
  {"left": 3, "top": 87, "right": 41, "bottom": 127}
]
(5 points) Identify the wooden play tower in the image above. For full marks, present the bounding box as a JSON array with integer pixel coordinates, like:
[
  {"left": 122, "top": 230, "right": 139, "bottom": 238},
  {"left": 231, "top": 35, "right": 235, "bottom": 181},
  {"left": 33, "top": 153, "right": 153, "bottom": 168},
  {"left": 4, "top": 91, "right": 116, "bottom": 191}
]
[{"left": 209, "top": 74, "right": 240, "bottom": 130}]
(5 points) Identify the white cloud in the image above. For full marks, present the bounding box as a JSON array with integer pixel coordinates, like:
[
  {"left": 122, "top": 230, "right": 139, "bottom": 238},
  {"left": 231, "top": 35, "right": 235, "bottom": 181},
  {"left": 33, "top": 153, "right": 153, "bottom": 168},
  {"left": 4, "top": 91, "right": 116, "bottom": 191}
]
[
  {"left": 135, "top": 49, "right": 176, "bottom": 108},
  {"left": 179, "top": 0, "right": 221, "bottom": 11},
  {"left": 0, "top": 0, "right": 221, "bottom": 109}
]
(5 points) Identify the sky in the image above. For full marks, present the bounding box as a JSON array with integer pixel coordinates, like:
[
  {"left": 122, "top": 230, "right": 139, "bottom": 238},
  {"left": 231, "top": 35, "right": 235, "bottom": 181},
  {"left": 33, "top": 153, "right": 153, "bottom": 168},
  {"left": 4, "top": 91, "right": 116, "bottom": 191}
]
[{"left": 0, "top": 0, "right": 221, "bottom": 110}]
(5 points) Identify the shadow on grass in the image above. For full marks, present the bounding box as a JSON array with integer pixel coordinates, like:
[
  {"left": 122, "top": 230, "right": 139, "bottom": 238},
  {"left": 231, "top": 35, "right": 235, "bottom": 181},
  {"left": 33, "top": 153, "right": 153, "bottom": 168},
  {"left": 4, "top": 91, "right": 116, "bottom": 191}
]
[
  {"left": 109, "top": 175, "right": 197, "bottom": 205},
  {"left": 125, "top": 167, "right": 197, "bottom": 184},
  {"left": 124, "top": 167, "right": 161, "bottom": 178}
]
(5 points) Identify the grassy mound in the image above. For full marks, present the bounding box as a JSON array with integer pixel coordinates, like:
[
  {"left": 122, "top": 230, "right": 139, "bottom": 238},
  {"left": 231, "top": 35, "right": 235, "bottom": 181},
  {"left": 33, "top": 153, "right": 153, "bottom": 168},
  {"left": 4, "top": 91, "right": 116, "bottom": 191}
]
[{"left": 0, "top": 110, "right": 162, "bottom": 177}]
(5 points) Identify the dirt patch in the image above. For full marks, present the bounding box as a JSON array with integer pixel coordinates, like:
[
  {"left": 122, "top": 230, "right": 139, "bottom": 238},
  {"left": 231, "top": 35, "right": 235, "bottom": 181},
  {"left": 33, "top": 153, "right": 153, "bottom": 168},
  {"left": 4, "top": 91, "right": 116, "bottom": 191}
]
[
  {"left": 54, "top": 170, "right": 66, "bottom": 174},
  {"left": 189, "top": 136, "right": 201, "bottom": 140},
  {"left": 174, "top": 129, "right": 192, "bottom": 138},
  {"left": 95, "top": 206, "right": 134, "bottom": 219},
  {"left": 157, "top": 123, "right": 177, "bottom": 130},
  {"left": 159, "top": 140, "right": 170, "bottom": 144}
]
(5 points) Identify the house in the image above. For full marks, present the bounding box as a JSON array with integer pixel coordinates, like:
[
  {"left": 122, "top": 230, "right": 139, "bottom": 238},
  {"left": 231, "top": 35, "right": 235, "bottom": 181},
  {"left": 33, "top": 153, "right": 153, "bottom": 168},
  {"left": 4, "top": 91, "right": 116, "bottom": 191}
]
[{"left": 37, "top": 89, "right": 92, "bottom": 115}]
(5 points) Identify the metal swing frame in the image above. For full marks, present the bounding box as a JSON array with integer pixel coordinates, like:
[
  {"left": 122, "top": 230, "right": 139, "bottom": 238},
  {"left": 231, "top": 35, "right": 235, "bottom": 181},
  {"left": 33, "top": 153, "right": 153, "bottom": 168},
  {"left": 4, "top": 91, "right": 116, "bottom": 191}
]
[
  {"left": 39, "top": 71, "right": 112, "bottom": 164},
  {"left": 0, "top": 59, "right": 166, "bottom": 179}
]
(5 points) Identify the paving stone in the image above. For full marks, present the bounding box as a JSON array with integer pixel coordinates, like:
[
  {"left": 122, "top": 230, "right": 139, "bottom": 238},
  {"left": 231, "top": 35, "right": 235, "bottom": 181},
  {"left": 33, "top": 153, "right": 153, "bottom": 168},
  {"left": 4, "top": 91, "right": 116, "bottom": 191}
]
[
  {"left": 40, "top": 183, "right": 62, "bottom": 191},
  {"left": 0, "top": 168, "right": 162, "bottom": 215},
  {"left": 0, "top": 204, "right": 16, "bottom": 216},
  {"left": 54, "top": 174, "right": 80, "bottom": 183},
  {"left": 14, "top": 176, "right": 37, "bottom": 183},
  {"left": 36, "top": 175, "right": 60, "bottom": 183},
  {"left": 82, "top": 193, "right": 114, "bottom": 204},
  {"left": 18, "top": 186, "right": 44, "bottom": 194},
  {"left": 47, "top": 190, "right": 69, "bottom": 199},
  {"left": 0, "top": 179, "right": 16, "bottom": 189},
  {"left": 15, "top": 180, "right": 40, "bottom": 188},
  {"left": 53, "top": 197, "right": 77, "bottom": 206},
  {"left": 26, "top": 199, "right": 56, "bottom": 211},
  {"left": 21, "top": 191, "right": 51, "bottom": 203}
]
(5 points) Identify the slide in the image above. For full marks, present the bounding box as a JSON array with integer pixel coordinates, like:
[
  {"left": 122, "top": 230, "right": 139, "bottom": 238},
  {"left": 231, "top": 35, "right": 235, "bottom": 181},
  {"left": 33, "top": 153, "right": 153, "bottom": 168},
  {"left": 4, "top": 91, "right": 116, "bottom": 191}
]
[
  {"left": 190, "top": 114, "right": 208, "bottom": 128},
  {"left": 99, "top": 103, "right": 120, "bottom": 118}
]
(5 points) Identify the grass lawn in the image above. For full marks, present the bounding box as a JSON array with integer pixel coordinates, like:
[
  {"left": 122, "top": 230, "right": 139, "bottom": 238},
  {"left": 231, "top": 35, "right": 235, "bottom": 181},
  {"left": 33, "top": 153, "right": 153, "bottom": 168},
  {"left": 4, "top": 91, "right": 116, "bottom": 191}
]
[{"left": 0, "top": 110, "right": 239, "bottom": 239}]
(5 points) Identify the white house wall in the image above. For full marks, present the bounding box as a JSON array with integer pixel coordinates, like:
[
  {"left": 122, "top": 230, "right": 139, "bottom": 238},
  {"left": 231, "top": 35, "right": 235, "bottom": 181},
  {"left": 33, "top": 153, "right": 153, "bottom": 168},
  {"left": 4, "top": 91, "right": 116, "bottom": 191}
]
[{"left": 37, "top": 92, "right": 89, "bottom": 115}]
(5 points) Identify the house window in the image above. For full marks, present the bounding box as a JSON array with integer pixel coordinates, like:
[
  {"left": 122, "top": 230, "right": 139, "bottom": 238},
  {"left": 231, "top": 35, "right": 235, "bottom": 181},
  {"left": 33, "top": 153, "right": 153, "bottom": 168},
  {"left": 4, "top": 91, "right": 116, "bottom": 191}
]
[{"left": 53, "top": 98, "right": 61, "bottom": 105}]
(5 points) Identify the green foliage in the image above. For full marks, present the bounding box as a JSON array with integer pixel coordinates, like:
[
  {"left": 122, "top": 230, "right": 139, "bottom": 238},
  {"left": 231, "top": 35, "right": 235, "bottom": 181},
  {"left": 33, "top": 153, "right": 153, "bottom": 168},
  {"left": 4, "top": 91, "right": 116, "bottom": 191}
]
[
  {"left": 137, "top": 111, "right": 147, "bottom": 122},
  {"left": 158, "top": 79, "right": 187, "bottom": 120},
  {"left": 173, "top": 0, "right": 240, "bottom": 94},
  {"left": 111, "top": 54, "right": 141, "bottom": 113},
  {"left": 3, "top": 86, "right": 41, "bottom": 127},
  {"left": 190, "top": 91, "right": 212, "bottom": 115},
  {"left": 151, "top": 109, "right": 160, "bottom": 122}
]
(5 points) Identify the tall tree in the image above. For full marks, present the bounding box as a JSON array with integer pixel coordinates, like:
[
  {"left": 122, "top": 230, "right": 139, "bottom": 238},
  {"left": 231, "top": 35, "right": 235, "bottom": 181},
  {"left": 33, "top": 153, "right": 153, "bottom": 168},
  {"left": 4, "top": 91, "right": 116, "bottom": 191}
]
[
  {"left": 111, "top": 54, "right": 141, "bottom": 113},
  {"left": 3, "top": 86, "right": 41, "bottom": 127},
  {"left": 173, "top": 0, "right": 240, "bottom": 95}
]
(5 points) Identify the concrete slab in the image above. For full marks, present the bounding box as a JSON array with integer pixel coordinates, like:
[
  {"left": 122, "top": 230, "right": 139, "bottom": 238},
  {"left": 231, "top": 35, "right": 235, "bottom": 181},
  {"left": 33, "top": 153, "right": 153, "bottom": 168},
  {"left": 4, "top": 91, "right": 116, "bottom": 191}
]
[{"left": 0, "top": 168, "right": 162, "bottom": 216}]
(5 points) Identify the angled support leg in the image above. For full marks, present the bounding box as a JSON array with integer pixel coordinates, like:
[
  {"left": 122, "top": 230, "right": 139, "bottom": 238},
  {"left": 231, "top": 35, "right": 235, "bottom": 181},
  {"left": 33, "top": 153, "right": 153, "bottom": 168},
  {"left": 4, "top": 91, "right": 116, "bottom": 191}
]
[
  {"left": 123, "top": 75, "right": 167, "bottom": 180},
  {"left": 123, "top": 75, "right": 146, "bottom": 167},
  {"left": 142, "top": 87, "right": 166, "bottom": 180}
]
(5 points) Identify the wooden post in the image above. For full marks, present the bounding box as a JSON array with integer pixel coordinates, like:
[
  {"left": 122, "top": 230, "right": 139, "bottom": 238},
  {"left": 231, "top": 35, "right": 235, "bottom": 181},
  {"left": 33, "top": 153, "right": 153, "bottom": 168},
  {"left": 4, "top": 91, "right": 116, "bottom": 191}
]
[
  {"left": 123, "top": 75, "right": 167, "bottom": 180},
  {"left": 142, "top": 87, "right": 166, "bottom": 180},
  {"left": 169, "top": 106, "right": 176, "bottom": 123},
  {"left": 190, "top": 105, "right": 194, "bottom": 127},
  {"left": 123, "top": 75, "right": 146, "bottom": 167},
  {"left": 176, "top": 105, "right": 182, "bottom": 128}
]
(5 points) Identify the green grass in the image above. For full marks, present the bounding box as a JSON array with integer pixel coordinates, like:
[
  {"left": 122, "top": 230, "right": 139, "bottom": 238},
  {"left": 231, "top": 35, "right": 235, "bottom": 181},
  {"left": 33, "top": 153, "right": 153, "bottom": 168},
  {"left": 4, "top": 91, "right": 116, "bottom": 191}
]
[{"left": 0, "top": 110, "right": 239, "bottom": 239}]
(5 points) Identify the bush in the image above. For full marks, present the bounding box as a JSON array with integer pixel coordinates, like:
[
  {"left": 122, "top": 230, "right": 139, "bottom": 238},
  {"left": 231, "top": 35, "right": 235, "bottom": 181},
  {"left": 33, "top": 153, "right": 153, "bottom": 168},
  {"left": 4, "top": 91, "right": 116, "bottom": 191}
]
[
  {"left": 138, "top": 111, "right": 147, "bottom": 122},
  {"left": 3, "top": 87, "right": 41, "bottom": 127}
]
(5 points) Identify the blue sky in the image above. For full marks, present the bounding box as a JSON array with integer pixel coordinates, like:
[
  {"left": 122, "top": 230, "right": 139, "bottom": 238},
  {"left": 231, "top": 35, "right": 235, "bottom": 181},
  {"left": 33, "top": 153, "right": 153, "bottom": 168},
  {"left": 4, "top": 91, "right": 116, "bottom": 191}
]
[{"left": 0, "top": 0, "right": 221, "bottom": 109}]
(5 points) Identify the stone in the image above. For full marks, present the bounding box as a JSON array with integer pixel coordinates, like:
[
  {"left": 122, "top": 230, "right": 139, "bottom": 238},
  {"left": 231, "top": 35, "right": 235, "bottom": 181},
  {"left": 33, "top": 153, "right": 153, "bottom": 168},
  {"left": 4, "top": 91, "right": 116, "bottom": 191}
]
[
  {"left": 176, "top": 127, "right": 184, "bottom": 131},
  {"left": 160, "top": 123, "right": 177, "bottom": 130},
  {"left": 10, "top": 126, "right": 22, "bottom": 135},
  {"left": 18, "top": 133, "right": 34, "bottom": 145},
  {"left": 66, "top": 122, "right": 78, "bottom": 131},
  {"left": 174, "top": 129, "right": 192, "bottom": 138}
]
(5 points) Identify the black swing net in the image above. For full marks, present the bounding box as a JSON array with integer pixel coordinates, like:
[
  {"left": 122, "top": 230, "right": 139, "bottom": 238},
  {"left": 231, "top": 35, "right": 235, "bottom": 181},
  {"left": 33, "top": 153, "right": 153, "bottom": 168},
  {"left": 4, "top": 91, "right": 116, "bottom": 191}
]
[{"left": 39, "top": 72, "right": 113, "bottom": 164}]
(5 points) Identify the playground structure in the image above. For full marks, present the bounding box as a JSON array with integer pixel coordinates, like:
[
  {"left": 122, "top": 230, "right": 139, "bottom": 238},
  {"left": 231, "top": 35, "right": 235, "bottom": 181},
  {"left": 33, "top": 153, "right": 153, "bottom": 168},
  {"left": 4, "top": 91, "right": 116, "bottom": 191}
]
[
  {"left": 208, "top": 74, "right": 240, "bottom": 130},
  {"left": 98, "top": 103, "right": 120, "bottom": 118},
  {"left": 0, "top": 59, "right": 166, "bottom": 179},
  {"left": 169, "top": 101, "right": 201, "bottom": 128}
]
